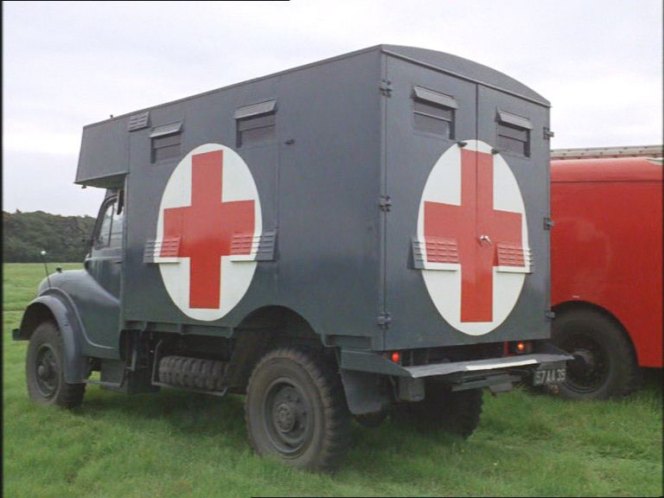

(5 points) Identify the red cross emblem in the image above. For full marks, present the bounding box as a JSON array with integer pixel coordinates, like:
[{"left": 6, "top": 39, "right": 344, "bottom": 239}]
[
  {"left": 418, "top": 140, "right": 530, "bottom": 334},
  {"left": 162, "top": 150, "right": 255, "bottom": 308},
  {"left": 154, "top": 144, "right": 262, "bottom": 321}
]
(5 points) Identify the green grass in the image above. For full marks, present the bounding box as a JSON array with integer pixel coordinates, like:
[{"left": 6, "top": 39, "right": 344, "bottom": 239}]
[{"left": 3, "top": 263, "right": 663, "bottom": 497}]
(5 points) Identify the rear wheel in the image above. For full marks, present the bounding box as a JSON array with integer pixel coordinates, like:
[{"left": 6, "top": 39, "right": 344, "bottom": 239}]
[
  {"left": 26, "top": 321, "right": 85, "bottom": 408},
  {"left": 551, "top": 309, "right": 640, "bottom": 400},
  {"left": 393, "top": 384, "right": 483, "bottom": 439},
  {"left": 244, "top": 349, "right": 351, "bottom": 472}
]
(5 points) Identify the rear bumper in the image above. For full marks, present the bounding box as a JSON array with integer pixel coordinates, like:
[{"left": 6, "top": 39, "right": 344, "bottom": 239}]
[
  {"left": 403, "top": 353, "right": 569, "bottom": 378},
  {"left": 340, "top": 345, "right": 573, "bottom": 381}
]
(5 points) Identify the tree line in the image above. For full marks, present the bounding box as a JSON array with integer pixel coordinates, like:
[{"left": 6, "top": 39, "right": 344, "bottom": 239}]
[{"left": 3, "top": 210, "right": 97, "bottom": 262}]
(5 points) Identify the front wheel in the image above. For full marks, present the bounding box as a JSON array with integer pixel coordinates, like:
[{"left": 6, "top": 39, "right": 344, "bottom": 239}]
[
  {"left": 551, "top": 309, "right": 640, "bottom": 400},
  {"left": 26, "top": 321, "right": 85, "bottom": 408},
  {"left": 244, "top": 349, "right": 351, "bottom": 472}
]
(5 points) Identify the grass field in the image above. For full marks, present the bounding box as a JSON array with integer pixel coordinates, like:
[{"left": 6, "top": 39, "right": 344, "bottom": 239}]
[{"left": 3, "top": 263, "right": 662, "bottom": 497}]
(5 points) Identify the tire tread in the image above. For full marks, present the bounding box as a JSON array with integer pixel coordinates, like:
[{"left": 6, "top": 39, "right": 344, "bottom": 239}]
[{"left": 245, "top": 348, "right": 351, "bottom": 472}]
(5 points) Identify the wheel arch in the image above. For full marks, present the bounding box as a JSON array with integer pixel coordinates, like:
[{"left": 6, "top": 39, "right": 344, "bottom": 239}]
[
  {"left": 235, "top": 305, "right": 322, "bottom": 343},
  {"left": 228, "top": 305, "right": 328, "bottom": 394},
  {"left": 18, "top": 295, "right": 89, "bottom": 383},
  {"left": 233, "top": 305, "right": 392, "bottom": 416}
]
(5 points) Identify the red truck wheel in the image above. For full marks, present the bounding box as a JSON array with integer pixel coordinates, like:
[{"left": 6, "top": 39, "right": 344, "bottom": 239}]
[
  {"left": 551, "top": 310, "right": 640, "bottom": 400},
  {"left": 26, "top": 322, "right": 85, "bottom": 408},
  {"left": 244, "top": 348, "right": 351, "bottom": 472}
]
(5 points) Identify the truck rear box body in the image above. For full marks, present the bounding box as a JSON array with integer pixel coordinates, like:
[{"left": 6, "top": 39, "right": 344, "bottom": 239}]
[{"left": 76, "top": 45, "right": 552, "bottom": 355}]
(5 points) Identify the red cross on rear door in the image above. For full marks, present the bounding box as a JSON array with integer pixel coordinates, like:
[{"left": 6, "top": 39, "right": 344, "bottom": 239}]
[
  {"left": 424, "top": 148, "right": 524, "bottom": 322},
  {"left": 417, "top": 140, "right": 531, "bottom": 335}
]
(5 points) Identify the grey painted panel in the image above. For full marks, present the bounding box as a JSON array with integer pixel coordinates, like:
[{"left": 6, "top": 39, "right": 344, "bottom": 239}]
[
  {"left": 383, "top": 53, "right": 551, "bottom": 350},
  {"left": 383, "top": 55, "right": 479, "bottom": 349},
  {"left": 120, "top": 49, "right": 383, "bottom": 339},
  {"left": 478, "top": 85, "right": 551, "bottom": 342},
  {"left": 262, "top": 50, "right": 383, "bottom": 338},
  {"left": 381, "top": 45, "right": 549, "bottom": 106},
  {"left": 77, "top": 118, "right": 129, "bottom": 186}
]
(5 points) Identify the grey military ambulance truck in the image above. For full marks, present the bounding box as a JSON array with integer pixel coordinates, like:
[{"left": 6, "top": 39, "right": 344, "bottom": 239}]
[{"left": 15, "top": 45, "right": 571, "bottom": 471}]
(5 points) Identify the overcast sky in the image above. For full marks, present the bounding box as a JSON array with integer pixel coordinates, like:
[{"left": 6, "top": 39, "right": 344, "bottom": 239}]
[{"left": 3, "top": 0, "right": 662, "bottom": 216}]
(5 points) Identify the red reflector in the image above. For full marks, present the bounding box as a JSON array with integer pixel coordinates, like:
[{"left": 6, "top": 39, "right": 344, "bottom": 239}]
[{"left": 390, "top": 352, "right": 401, "bottom": 363}]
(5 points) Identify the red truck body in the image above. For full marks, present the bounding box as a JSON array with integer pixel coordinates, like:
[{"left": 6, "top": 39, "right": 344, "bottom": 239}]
[{"left": 551, "top": 153, "right": 663, "bottom": 394}]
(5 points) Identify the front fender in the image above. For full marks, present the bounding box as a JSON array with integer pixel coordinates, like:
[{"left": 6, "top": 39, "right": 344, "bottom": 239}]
[{"left": 14, "top": 294, "right": 89, "bottom": 383}]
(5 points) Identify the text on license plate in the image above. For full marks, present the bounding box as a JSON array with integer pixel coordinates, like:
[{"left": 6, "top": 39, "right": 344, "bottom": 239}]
[{"left": 533, "top": 367, "right": 566, "bottom": 386}]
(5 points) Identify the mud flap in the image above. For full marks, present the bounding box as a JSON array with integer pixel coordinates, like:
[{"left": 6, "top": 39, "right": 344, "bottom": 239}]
[{"left": 340, "top": 369, "right": 391, "bottom": 416}]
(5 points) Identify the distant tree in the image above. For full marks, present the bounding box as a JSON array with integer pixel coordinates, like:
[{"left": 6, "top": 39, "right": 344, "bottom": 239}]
[{"left": 2, "top": 211, "right": 96, "bottom": 262}]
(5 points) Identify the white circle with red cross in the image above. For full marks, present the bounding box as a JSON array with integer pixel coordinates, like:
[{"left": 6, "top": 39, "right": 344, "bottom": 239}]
[
  {"left": 417, "top": 140, "right": 530, "bottom": 336},
  {"left": 154, "top": 143, "right": 262, "bottom": 321}
]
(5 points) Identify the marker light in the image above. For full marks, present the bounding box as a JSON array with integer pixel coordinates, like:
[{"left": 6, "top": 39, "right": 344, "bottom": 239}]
[
  {"left": 516, "top": 341, "right": 526, "bottom": 353},
  {"left": 390, "top": 351, "right": 401, "bottom": 363}
]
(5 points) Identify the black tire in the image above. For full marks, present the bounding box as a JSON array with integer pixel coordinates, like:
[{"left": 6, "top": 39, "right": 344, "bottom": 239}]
[
  {"left": 393, "top": 384, "right": 483, "bottom": 439},
  {"left": 354, "top": 410, "right": 388, "bottom": 429},
  {"left": 26, "top": 321, "right": 85, "bottom": 409},
  {"left": 244, "top": 348, "right": 351, "bottom": 472},
  {"left": 551, "top": 309, "right": 640, "bottom": 400}
]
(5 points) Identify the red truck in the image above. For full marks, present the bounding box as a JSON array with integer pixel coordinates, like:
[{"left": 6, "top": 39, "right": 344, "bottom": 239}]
[{"left": 550, "top": 145, "right": 663, "bottom": 399}]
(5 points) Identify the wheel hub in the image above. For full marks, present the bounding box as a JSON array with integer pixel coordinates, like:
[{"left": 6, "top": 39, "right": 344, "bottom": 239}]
[
  {"left": 562, "top": 335, "right": 608, "bottom": 392},
  {"left": 263, "top": 382, "right": 310, "bottom": 455},
  {"left": 274, "top": 402, "right": 297, "bottom": 432},
  {"left": 35, "top": 346, "right": 59, "bottom": 396},
  {"left": 570, "top": 348, "right": 595, "bottom": 375},
  {"left": 38, "top": 362, "right": 53, "bottom": 379}
]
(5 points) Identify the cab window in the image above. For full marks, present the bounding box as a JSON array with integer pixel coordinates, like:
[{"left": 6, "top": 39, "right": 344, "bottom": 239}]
[{"left": 95, "top": 196, "right": 124, "bottom": 249}]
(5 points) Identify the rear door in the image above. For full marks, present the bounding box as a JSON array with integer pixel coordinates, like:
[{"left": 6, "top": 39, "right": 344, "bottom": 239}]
[
  {"left": 382, "top": 56, "right": 479, "bottom": 349},
  {"left": 476, "top": 87, "right": 551, "bottom": 342},
  {"left": 383, "top": 55, "right": 551, "bottom": 350}
]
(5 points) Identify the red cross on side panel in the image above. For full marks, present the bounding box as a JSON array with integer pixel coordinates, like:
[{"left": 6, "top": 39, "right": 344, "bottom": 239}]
[
  {"left": 162, "top": 150, "right": 255, "bottom": 309},
  {"left": 424, "top": 149, "right": 524, "bottom": 322}
]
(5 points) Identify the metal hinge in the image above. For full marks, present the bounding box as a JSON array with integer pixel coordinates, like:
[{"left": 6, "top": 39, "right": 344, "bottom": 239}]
[
  {"left": 545, "top": 310, "right": 556, "bottom": 320},
  {"left": 377, "top": 313, "right": 392, "bottom": 328},
  {"left": 379, "top": 79, "right": 392, "bottom": 97},
  {"left": 379, "top": 195, "right": 392, "bottom": 212},
  {"left": 543, "top": 217, "right": 554, "bottom": 230},
  {"left": 543, "top": 127, "right": 555, "bottom": 140}
]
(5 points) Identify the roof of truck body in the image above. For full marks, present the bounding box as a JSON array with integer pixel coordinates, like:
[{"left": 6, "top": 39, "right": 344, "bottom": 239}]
[
  {"left": 83, "top": 44, "right": 549, "bottom": 129},
  {"left": 551, "top": 156, "right": 663, "bottom": 183}
]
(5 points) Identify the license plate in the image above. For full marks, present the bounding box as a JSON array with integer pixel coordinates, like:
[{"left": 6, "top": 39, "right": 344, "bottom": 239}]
[{"left": 533, "top": 367, "right": 566, "bottom": 386}]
